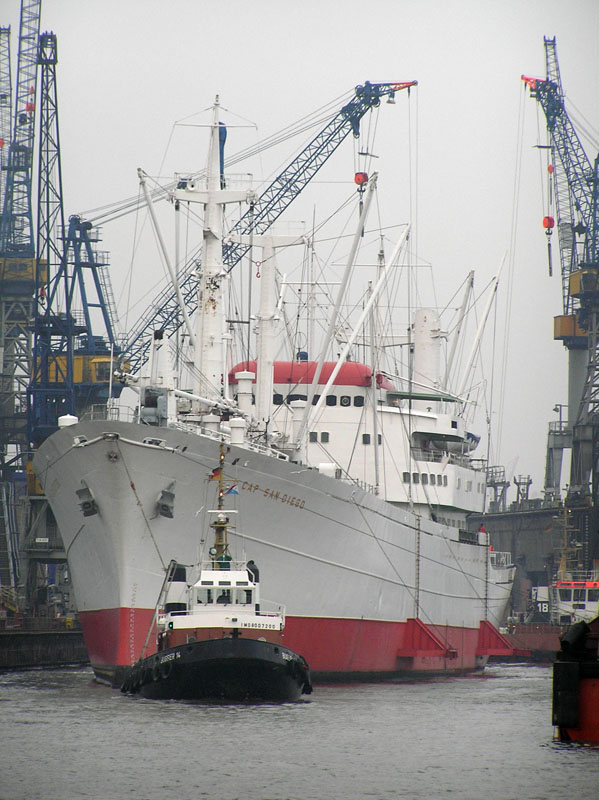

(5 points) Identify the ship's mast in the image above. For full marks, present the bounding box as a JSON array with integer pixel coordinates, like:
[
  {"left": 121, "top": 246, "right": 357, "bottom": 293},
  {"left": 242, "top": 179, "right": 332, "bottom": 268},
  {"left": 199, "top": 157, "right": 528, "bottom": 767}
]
[
  {"left": 173, "top": 97, "right": 251, "bottom": 407},
  {"left": 210, "top": 440, "right": 233, "bottom": 569}
]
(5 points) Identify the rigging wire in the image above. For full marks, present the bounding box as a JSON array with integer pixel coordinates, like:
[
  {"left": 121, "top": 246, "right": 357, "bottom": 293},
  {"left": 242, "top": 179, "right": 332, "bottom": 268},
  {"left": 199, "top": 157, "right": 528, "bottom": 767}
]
[
  {"left": 79, "top": 93, "right": 355, "bottom": 226},
  {"left": 495, "top": 82, "right": 527, "bottom": 466}
]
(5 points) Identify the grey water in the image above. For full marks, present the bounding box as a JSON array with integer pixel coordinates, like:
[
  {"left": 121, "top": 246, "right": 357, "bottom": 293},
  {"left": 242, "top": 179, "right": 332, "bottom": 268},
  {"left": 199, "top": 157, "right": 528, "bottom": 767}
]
[{"left": 1, "top": 663, "right": 598, "bottom": 800}]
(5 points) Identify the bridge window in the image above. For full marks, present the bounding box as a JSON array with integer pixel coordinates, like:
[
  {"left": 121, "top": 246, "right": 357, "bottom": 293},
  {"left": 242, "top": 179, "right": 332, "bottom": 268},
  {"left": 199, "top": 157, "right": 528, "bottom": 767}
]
[
  {"left": 326, "top": 395, "right": 337, "bottom": 406},
  {"left": 430, "top": 475, "right": 436, "bottom": 486},
  {"left": 573, "top": 589, "right": 586, "bottom": 602},
  {"left": 443, "top": 475, "right": 448, "bottom": 486},
  {"left": 403, "top": 472, "right": 410, "bottom": 483},
  {"left": 354, "top": 396, "right": 365, "bottom": 407},
  {"left": 422, "top": 474, "right": 428, "bottom": 485},
  {"left": 196, "top": 588, "right": 214, "bottom": 604},
  {"left": 236, "top": 589, "right": 252, "bottom": 604},
  {"left": 312, "top": 394, "right": 321, "bottom": 405},
  {"left": 309, "top": 432, "right": 317, "bottom": 443},
  {"left": 273, "top": 393, "right": 283, "bottom": 405},
  {"left": 321, "top": 432, "right": 329, "bottom": 443},
  {"left": 412, "top": 473, "right": 419, "bottom": 484},
  {"left": 559, "top": 589, "right": 572, "bottom": 602},
  {"left": 362, "top": 434, "right": 371, "bottom": 445},
  {"left": 588, "top": 589, "right": 599, "bottom": 602}
]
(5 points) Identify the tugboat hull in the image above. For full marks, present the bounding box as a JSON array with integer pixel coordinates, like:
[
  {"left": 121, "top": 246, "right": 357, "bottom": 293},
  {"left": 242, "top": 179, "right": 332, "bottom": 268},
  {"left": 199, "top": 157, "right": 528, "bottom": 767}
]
[
  {"left": 121, "top": 637, "right": 312, "bottom": 702},
  {"left": 552, "top": 618, "right": 599, "bottom": 742}
]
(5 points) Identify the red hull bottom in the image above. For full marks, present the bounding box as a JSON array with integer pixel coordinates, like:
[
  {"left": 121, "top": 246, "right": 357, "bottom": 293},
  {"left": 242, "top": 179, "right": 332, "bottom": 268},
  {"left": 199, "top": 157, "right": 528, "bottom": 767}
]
[{"left": 79, "top": 608, "right": 512, "bottom": 686}]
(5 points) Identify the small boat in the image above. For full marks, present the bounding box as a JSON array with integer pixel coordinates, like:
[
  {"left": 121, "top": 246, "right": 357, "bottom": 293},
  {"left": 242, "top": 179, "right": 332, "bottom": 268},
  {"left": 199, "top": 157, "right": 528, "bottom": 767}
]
[
  {"left": 121, "top": 445, "right": 312, "bottom": 702},
  {"left": 552, "top": 615, "right": 599, "bottom": 742}
]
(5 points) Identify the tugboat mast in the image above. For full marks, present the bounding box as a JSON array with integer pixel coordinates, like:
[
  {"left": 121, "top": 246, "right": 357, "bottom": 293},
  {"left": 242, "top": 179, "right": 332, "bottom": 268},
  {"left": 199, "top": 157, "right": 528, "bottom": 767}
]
[{"left": 210, "top": 441, "right": 232, "bottom": 568}]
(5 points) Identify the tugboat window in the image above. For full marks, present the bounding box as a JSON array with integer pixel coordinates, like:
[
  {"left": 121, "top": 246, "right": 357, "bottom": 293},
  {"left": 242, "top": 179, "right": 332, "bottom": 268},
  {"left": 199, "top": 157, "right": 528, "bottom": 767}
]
[
  {"left": 588, "top": 589, "right": 599, "bottom": 602},
  {"left": 559, "top": 589, "right": 572, "bottom": 601},
  {"left": 197, "top": 588, "right": 213, "bottom": 604}
]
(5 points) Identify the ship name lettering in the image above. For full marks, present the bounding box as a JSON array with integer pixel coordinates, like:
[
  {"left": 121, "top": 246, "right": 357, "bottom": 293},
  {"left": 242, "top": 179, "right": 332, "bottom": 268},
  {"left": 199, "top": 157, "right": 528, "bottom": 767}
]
[
  {"left": 240, "top": 481, "right": 261, "bottom": 493},
  {"left": 160, "top": 652, "right": 176, "bottom": 663},
  {"left": 242, "top": 481, "right": 305, "bottom": 509},
  {"left": 261, "top": 487, "right": 305, "bottom": 509}
]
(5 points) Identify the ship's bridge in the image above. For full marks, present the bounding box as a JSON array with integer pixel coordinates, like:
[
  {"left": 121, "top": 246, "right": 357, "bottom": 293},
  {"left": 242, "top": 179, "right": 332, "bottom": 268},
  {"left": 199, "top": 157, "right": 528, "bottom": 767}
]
[{"left": 192, "top": 568, "right": 256, "bottom": 607}]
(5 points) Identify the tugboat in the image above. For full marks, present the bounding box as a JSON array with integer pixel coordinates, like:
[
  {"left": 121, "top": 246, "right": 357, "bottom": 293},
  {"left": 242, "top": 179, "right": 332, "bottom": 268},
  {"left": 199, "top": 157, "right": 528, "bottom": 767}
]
[
  {"left": 121, "top": 445, "right": 312, "bottom": 702},
  {"left": 552, "top": 615, "right": 599, "bottom": 742}
]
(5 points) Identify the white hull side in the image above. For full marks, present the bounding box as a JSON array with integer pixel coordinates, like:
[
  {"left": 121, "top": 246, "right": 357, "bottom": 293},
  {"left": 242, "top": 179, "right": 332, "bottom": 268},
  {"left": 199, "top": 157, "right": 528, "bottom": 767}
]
[{"left": 34, "top": 421, "right": 513, "bottom": 636}]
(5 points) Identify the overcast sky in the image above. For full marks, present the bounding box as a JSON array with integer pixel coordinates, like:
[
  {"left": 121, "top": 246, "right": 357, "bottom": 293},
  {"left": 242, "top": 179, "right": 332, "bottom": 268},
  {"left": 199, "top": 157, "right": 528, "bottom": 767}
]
[{"left": 4, "top": 0, "right": 599, "bottom": 499}]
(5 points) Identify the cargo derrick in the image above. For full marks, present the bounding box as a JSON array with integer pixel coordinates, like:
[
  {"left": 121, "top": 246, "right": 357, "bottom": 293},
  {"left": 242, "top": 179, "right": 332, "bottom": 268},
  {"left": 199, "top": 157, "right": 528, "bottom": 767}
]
[
  {"left": 523, "top": 38, "right": 599, "bottom": 571},
  {"left": 123, "top": 81, "right": 417, "bottom": 376}
]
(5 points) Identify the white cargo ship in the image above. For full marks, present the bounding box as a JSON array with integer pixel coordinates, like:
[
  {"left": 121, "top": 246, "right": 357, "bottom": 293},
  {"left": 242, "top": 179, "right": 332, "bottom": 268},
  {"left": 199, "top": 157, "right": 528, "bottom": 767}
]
[{"left": 34, "top": 95, "right": 515, "bottom": 685}]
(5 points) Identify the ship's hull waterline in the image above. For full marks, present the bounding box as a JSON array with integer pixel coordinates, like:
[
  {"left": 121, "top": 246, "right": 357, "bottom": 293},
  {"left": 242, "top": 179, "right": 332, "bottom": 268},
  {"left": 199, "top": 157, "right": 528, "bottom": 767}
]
[{"left": 34, "top": 420, "right": 514, "bottom": 685}]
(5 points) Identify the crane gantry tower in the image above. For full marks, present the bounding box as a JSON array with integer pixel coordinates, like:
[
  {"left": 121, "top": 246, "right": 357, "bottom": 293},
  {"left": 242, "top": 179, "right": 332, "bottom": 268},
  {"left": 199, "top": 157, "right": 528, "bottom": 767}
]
[
  {"left": 523, "top": 36, "right": 599, "bottom": 570},
  {"left": 0, "top": 0, "right": 41, "bottom": 469}
]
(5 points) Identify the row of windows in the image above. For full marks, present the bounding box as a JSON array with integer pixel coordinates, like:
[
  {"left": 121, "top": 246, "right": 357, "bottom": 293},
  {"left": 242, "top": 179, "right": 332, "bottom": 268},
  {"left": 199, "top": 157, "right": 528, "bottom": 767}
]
[
  {"left": 559, "top": 588, "right": 599, "bottom": 603},
  {"left": 455, "top": 478, "right": 485, "bottom": 493},
  {"left": 273, "top": 393, "right": 364, "bottom": 407},
  {"left": 361, "top": 434, "right": 382, "bottom": 445},
  {"left": 403, "top": 472, "right": 449, "bottom": 487},
  {"left": 308, "top": 432, "right": 383, "bottom": 445}
]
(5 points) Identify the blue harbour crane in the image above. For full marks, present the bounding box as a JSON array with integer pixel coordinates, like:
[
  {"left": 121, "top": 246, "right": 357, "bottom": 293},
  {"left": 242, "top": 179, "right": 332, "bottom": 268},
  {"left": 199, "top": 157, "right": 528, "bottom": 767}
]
[
  {"left": 123, "top": 81, "right": 417, "bottom": 376},
  {"left": 0, "top": 25, "right": 12, "bottom": 213},
  {"left": 0, "top": 5, "right": 125, "bottom": 617},
  {"left": 523, "top": 38, "right": 599, "bottom": 528},
  {"left": 0, "top": 1, "right": 41, "bottom": 608},
  {"left": 27, "top": 31, "right": 125, "bottom": 446},
  {"left": 0, "top": 0, "right": 41, "bottom": 463}
]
